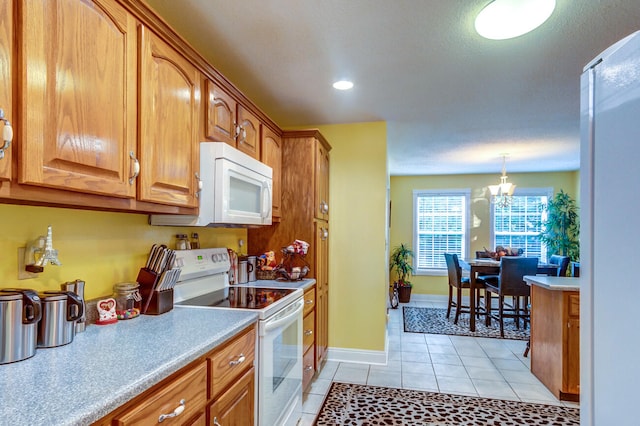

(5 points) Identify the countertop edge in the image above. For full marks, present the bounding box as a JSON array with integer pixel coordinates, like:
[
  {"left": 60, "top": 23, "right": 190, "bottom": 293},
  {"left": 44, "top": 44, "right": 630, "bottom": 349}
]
[{"left": 523, "top": 275, "right": 581, "bottom": 292}]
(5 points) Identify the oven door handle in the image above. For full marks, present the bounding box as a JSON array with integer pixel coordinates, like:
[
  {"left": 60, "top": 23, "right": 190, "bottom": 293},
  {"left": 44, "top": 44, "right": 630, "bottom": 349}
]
[{"left": 263, "top": 299, "right": 304, "bottom": 333}]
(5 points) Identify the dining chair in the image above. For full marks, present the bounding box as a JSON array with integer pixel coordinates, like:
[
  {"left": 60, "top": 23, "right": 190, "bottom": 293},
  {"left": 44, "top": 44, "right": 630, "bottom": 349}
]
[
  {"left": 444, "top": 253, "right": 485, "bottom": 324},
  {"left": 484, "top": 256, "right": 539, "bottom": 338},
  {"left": 549, "top": 254, "right": 570, "bottom": 277}
]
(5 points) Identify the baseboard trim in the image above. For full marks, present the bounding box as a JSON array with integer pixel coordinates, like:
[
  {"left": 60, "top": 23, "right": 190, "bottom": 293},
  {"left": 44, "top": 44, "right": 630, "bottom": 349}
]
[
  {"left": 326, "top": 346, "right": 388, "bottom": 365},
  {"left": 407, "top": 294, "right": 448, "bottom": 303}
]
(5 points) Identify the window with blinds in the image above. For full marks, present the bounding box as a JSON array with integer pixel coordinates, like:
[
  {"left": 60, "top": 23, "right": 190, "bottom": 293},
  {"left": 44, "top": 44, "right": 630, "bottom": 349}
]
[
  {"left": 413, "top": 190, "right": 470, "bottom": 273},
  {"left": 492, "top": 189, "right": 552, "bottom": 260}
]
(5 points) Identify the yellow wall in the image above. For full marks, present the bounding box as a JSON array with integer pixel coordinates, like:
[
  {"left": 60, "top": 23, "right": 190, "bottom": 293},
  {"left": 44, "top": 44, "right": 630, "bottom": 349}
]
[
  {"left": 389, "top": 171, "right": 579, "bottom": 296},
  {"left": 309, "top": 122, "right": 389, "bottom": 352},
  {"left": 0, "top": 204, "right": 246, "bottom": 300}
]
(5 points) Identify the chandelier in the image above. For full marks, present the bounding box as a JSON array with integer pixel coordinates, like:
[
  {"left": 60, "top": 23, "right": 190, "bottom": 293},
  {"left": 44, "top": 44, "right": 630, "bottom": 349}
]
[{"left": 489, "top": 155, "right": 516, "bottom": 208}]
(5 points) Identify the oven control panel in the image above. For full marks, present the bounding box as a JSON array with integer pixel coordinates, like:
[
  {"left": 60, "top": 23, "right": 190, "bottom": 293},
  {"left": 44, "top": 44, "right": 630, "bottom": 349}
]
[{"left": 174, "top": 248, "right": 230, "bottom": 281}]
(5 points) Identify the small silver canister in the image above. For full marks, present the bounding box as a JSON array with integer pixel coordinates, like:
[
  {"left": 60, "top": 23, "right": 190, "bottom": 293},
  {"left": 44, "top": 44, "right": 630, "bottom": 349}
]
[
  {"left": 248, "top": 256, "right": 257, "bottom": 282},
  {"left": 238, "top": 260, "right": 249, "bottom": 284},
  {"left": 38, "top": 291, "right": 84, "bottom": 348}
]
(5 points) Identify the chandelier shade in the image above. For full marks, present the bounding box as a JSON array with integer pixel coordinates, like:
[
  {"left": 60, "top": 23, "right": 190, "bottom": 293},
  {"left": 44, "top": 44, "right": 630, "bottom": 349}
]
[{"left": 490, "top": 156, "right": 516, "bottom": 208}]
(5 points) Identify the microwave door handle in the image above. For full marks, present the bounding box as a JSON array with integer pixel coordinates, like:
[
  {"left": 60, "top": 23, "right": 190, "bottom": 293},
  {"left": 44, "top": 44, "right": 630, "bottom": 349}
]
[{"left": 262, "top": 181, "right": 272, "bottom": 220}]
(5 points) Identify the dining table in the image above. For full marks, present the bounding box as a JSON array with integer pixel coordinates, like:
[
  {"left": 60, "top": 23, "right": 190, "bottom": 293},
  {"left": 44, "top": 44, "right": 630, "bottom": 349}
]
[{"left": 459, "top": 258, "right": 560, "bottom": 332}]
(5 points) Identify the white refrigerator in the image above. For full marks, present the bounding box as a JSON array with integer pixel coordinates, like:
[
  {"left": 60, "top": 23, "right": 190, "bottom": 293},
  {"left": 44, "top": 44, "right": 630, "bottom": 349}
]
[{"left": 580, "top": 30, "right": 640, "bottom": 425}]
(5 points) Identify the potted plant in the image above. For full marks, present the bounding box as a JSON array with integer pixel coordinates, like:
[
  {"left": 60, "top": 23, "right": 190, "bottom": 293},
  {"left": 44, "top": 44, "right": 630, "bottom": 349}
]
[
  {"left": 539, "top": 190, "right": 580, "bottom": 275},
  {"left": 389, "top": 243, "right": 415, "bottom": 303}
]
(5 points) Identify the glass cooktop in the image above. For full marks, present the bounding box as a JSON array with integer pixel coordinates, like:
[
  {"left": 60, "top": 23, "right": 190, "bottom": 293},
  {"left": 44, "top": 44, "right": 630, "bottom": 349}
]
[{"left": 176, "top": 286, "right": 298, "bottom": 310}]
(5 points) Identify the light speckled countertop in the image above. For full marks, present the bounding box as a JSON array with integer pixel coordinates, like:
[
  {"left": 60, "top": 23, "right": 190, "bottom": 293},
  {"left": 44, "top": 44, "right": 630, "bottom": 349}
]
[
  {"left": 242, "top": 278, "right": 316, "bottom": 291},
  {"left": 0, "top": 307, "right": 258, "bottom": 426},
  {"left": 523, "top": 275, "right": 581, "bottom": 291}
]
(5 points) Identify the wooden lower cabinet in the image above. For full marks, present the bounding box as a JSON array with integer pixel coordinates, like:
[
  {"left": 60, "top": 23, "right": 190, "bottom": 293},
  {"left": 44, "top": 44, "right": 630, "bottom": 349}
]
[
  {"left": 530, "top": 286, "right": 580, "bottom": 401},
  {"left": 208, "top": 367, "right": 255, "bottom": 426},
  {"left": 302, "top": 286, "right": 316, "bottom": 390},
  {"left": 95, "top": 325, "right": 256, "bottom": 426}
]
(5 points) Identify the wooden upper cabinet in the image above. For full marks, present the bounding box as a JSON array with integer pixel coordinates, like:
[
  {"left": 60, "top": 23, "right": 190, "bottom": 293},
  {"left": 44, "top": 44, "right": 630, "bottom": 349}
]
[
  {"left": 205, "top": 79, "right": 237, "bottom": 146},
  {"left": 0, "top": 0, "right": 12, "bottom": 181},
  {"left": 139, "top": 26, "right": 200, "bottom": 208},
  {"left": 236, "top": 105, "right": 260, "bottom": 159},
  {"left": 261, "top": 127, "right": 282, "bottom": 218},
  {"left": 19, "top": 0, "right": 137, "bottom": 197},
  {"left": 315, "top": 141, "right": 330, "bottom": 220}
]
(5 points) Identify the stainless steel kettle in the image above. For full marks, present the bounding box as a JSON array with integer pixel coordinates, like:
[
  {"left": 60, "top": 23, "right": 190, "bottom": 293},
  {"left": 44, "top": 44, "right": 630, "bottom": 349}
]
[
  {"left": 0, "top": 288, "right": 42, "bottom": 364},
  {"left": 38, "top": 291, "right": 84, "bottom": 348}
]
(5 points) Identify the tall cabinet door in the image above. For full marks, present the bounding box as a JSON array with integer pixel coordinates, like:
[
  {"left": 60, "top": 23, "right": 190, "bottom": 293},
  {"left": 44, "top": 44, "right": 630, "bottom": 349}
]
[
  {"left": 315, "top": 220, "right": 329, "bottom": 366},
  {"left": 0, "top": 0, "right": 12, "bottom": 181},
  {"left": 236, "top": 105, "right": 260, "bottom": 159},
  {"left": 139, "top": 26, "right": 200, "bottom": 207},
  {"left": 315, "top": 142, "right": 330, "bottom": 220},
  {"left": 19, "top": 0, "right": 137, "bottom": 197}
]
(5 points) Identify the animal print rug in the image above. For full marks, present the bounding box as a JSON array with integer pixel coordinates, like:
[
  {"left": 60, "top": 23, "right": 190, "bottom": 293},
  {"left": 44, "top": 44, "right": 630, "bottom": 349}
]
[
  {"left": 403, "top": 307, "right": 529, "bottom": 340},
  {"left": 314, "top": 382, "right": 579, "bottom": 425}
]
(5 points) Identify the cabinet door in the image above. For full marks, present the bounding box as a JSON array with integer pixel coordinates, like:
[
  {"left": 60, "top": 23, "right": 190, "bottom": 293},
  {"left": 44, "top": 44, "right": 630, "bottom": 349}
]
[
  {"left": 565, "top": 317, "right": 580, "bottom": 395},
  {"left": 0, "top": 0, "right": 12, "bottom": 181},
  {"left": 209, "top": 367, "right": 255, "bottom": 426},
  {"left": 20, "top": 0, "right": 137, "bottom": 197},
  {"left": 205, "top": 79, "right": 237, "bottom": 146},
  {"left": 261, "top": 127, "right": 282, "bottom": 218},
  {"left": 315, "top": 221, "right": 329, "bottom": 366},
  {"left": 236, "top": 105, "right": 260, "bottom": 159},
  {"left": 139, "top": 26, "right": 200, "bottom": 207},
  {"left": 315, "top": 141, "right": 330, "bottom": 220}
]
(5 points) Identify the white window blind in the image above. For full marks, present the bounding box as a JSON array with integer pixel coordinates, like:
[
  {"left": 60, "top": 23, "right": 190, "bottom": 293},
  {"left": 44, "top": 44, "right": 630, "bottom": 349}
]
[
  {"left": 413, "top": 190, "right": 469, "bottom": 273},
  {"left": 492, "top": 189, "right": 551, "bottom": 260}
]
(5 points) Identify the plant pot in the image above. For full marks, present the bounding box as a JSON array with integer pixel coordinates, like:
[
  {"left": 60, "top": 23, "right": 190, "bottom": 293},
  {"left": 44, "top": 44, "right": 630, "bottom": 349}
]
[{"left": 398, "top": 286, "right": 412, "bottom": 303}]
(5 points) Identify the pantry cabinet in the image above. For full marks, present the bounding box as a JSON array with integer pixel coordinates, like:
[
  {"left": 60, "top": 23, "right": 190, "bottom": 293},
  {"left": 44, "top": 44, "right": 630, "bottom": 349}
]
[
  {"left": 248, "top": 129, "right": 331, "bottom": 372},
  {"left": 0, "top": 0, "right": 12, "bottom": 181},
  {"left": 138, "top": 26, "right": 200, "bottom": 208},
  {"left": 261, "top": 127, "right": 282, "bottom": 219},
  {"left": 19, "top": 0, "right": 138, "bottom": 198}
]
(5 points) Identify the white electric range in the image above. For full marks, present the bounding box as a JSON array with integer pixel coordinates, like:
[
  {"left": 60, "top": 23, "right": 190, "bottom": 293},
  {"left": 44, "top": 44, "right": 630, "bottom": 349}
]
[{"left": 172, "top": 248, "right": 303, "bottom": 426}]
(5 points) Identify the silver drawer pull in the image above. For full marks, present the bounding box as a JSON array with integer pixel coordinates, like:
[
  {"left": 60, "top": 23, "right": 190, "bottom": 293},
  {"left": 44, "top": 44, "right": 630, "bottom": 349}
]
[
  {"left": 229, "top": 353, "right": 246, "bottom": 366},
  {"left": 304, "top": 330, "right": 313, "bottom": 336},
  {"left": 304, "top": 365, "right": 314, "bottom": 372},
  {"left": 305, "top": 299, "right": 313, "bottom": 305},
  {"left": 213, "top": 416, "right": 222, "bottom": 426},
  {"left": 158, "top": 399, "right": 185, "bottom": 423}
]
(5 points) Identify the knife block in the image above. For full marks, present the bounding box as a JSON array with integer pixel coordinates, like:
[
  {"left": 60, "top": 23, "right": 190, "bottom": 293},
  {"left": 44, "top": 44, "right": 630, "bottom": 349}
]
[{"left": 136, "top": 267, "right": 174, "bottom": 315}]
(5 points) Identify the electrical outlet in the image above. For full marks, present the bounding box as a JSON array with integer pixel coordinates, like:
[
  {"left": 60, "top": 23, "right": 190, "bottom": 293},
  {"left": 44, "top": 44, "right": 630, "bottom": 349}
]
[{"left": 17, "top": 247, "right": 39, "bottom": 280}]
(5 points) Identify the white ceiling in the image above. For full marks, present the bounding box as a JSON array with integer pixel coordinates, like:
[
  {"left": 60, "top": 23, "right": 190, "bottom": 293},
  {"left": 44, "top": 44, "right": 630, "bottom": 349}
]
[{"left": 145, "top": 0, "right": 640, "bottom": 175}]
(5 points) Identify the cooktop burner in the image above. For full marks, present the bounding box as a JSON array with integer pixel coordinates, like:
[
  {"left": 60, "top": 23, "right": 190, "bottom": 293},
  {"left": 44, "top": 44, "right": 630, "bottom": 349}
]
[{"left": 176, "top": 286, "right": 298, "bottom": 310}]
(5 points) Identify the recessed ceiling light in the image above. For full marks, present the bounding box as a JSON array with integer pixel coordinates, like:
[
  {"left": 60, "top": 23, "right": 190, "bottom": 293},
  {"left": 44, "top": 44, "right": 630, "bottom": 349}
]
[
  {"left": 475, "top": 0, "right": 556, "bottom": 40},
  {"left": 333, "top": 80, "right": 354, "bottom": 90}
]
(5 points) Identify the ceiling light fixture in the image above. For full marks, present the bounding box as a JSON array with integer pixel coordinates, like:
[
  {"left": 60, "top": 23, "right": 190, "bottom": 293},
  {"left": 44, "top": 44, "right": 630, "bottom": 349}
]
[
  {"left": 475, "top": 0, "right": 556, "bottom": 40},
  {"left": 489, "top": 155, "right": 516, "bottom": 208},
  {"left": 333, "top": 80, "right": 354, "bottom": 90}
]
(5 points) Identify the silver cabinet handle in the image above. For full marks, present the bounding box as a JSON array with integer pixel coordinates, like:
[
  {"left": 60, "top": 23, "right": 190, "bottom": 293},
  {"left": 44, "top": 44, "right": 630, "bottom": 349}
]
[
  {"left": 304, "top": 329, "right": 313, "bottom": 336},
  {"left": 129, "top": 151, "right": 140, "bottom": 184},
  {"left": 0, "top": 108, "right": 13, "bottom": 160},
  {"left": 305, "top": 299, "right": 314, "bottom": 305},
  {"left": 158, "top": 399, "right": 185, "bottom": 423},
  {"left": 321, "top": 228, "right": 329, "bottom": 241},
  {"left": 304, "top": 365, "right": 314, "bottom": 372},
  {"left": 229, "top": 353, "right": 245, "bottom": 366},
  {"left": 320, "top": 201, "right": 329, "bottom": 214},
  {"left": 213, "top": 416, "right": 222, "bottom": 426},
  {"left": 195, "top": 172, "right": 203, "bottom": 198}
]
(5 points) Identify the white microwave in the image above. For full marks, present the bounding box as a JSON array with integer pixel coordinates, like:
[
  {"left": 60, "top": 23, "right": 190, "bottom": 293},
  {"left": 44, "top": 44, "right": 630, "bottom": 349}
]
[{"left": 150, "top": 142, "right": 272, "bottom": 227}]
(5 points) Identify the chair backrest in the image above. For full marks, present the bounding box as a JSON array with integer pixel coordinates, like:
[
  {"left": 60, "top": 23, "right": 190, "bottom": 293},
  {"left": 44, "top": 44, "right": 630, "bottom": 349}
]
[
  {"left": 548, "top": 254, "right": 570, "bottom": 277},
  {"left": 498, "top": 256, "right": 539, "bottom": 296},
  {"left": 444, "top": 253, "right": 463, "bottom": 288}
]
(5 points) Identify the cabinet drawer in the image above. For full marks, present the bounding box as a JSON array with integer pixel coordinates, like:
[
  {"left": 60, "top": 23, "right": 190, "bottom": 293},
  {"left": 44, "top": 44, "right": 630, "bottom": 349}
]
[
  {"left": 303, "top": 311, "right": 315, "bottom": 353},
  {"left": 209, "top": 327, "right": 256, "bottom": 398},
  {"left": 113, "top": 361, "right": 207, "bottom": 425},
  {"left": 303, "top": 287, "right": 316, "bottom": 316},
  {"left": 302, "top": 346, "right": 315, "bottom": 390},
  {"left": 567, "top": 293, "right": 580, "bottom": 318}
]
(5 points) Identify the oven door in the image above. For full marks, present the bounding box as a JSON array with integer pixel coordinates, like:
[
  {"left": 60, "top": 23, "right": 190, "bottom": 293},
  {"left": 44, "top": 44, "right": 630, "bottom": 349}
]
[{"left": 258, "top": 298, "right": 303, "bottom": 426}]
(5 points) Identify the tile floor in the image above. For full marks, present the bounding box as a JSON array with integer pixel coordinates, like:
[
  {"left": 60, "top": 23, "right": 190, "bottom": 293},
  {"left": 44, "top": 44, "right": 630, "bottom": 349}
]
[{"left": 299, "top": 296, "right": 579, "bottom": 425}]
